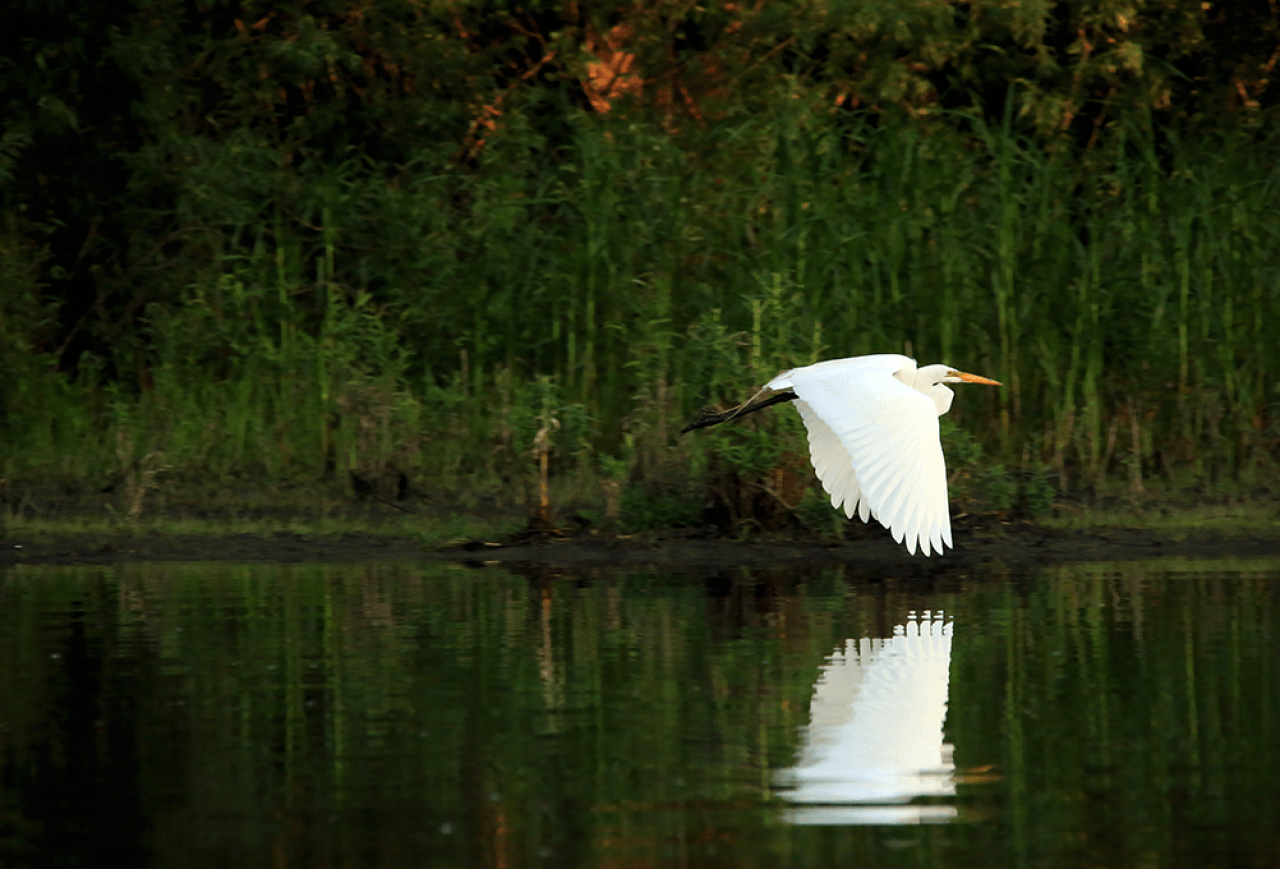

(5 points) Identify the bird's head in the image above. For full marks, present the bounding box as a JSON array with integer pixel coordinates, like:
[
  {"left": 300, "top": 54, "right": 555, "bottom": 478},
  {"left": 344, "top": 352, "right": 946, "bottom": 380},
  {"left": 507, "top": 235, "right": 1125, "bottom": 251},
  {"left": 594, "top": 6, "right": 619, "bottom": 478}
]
[
  {"left": 916, "top": 364, "right": 1002, "bottom": 387},
  {"left": 941, "top": 368, "right": 1002, "bottom": 386},
  {"left": 912, "top": 364, "right": 1002, "bottom": 416}
]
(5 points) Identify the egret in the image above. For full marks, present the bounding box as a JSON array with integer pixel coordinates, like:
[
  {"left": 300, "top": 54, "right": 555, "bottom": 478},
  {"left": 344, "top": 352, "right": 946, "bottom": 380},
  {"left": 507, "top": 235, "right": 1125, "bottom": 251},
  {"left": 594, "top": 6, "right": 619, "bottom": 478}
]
[{"left": 682, "top": 354, "right": 1001, "bottom": 556}]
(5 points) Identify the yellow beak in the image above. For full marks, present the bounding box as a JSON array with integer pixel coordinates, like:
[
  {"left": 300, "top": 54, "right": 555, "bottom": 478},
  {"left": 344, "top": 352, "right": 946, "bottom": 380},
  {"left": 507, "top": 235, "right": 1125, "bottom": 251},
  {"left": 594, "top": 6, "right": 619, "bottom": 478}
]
[{"left": 952, "top": 370, "right": 1002, "bottom": 386}]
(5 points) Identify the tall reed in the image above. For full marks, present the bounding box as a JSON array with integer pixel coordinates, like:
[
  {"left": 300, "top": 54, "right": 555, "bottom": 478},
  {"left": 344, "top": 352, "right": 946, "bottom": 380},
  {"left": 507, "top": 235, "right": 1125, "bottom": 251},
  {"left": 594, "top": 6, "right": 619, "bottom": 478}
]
[{"left": 4, "top": 109, "right": 1278, "bottom": 515}]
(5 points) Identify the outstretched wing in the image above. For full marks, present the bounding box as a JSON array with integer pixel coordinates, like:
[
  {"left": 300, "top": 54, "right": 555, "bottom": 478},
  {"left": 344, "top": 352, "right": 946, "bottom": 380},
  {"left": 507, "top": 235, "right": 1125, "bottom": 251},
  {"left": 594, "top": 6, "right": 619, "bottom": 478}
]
[{"left": 768, "top": 356, "right": 952, "bottom": 556}]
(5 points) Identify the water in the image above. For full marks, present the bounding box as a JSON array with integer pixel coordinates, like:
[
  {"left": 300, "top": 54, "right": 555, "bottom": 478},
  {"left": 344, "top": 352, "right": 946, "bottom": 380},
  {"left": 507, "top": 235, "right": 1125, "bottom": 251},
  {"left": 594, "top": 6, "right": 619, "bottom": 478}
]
[{"left": 1, "top": 559, "right": 1278, "bottom": 868}]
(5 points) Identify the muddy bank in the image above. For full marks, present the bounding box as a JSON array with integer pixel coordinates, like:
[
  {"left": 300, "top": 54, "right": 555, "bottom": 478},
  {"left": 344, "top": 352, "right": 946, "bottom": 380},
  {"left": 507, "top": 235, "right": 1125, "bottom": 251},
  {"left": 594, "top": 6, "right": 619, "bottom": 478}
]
[{"left": 2, "top": 517, "right": 1279, "bottom": 570}]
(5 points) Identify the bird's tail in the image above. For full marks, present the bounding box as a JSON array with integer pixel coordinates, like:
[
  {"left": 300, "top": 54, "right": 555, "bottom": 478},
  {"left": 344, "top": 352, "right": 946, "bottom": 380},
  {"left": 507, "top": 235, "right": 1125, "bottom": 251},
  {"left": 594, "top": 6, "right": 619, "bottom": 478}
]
[{"left": 680, "top": 389, "right": 798, "bottom": 434}]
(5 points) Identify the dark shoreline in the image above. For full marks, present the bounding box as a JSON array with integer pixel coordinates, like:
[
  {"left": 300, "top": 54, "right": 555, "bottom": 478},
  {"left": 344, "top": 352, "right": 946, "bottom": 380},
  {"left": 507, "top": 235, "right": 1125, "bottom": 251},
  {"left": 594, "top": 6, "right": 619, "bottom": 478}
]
[{"left": 4, "top": 520, "right": 1279, "bottom": 570}]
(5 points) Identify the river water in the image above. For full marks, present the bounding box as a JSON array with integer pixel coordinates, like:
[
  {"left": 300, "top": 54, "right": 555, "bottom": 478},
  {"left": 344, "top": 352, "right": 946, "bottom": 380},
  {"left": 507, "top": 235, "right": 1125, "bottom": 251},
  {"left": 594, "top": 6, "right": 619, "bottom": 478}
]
[{"left": 1, "top": 558, "right": 1277, "bottom": 868}]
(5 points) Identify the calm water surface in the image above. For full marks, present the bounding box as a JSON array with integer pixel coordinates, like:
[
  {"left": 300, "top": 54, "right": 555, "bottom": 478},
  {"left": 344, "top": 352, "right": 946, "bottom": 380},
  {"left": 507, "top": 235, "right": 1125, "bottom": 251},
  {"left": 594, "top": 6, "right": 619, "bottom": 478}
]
[{"left": 1, "top": 558, "right": 1277, "bottom": 868}]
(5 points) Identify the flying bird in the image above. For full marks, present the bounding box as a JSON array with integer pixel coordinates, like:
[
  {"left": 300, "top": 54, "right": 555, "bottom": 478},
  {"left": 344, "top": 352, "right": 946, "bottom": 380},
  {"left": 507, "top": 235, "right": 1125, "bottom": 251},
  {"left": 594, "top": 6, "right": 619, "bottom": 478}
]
[{"left": 683, "top": 354, "right": 1001, "bottom": 556}]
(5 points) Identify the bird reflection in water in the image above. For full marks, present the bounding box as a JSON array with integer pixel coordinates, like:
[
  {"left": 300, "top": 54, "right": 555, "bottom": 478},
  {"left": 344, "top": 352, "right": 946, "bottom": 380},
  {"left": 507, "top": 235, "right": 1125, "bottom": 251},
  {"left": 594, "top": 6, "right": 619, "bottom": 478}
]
[{"left": 775, "top": 611, "right": 956, "bottom": 824}]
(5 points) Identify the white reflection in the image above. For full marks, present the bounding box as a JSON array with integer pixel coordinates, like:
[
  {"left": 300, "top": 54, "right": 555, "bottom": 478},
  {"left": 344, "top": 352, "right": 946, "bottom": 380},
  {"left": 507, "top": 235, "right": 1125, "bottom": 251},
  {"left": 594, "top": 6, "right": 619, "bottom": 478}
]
[{"left": 776, "top": 611, "right": 956, "bottom": 824}]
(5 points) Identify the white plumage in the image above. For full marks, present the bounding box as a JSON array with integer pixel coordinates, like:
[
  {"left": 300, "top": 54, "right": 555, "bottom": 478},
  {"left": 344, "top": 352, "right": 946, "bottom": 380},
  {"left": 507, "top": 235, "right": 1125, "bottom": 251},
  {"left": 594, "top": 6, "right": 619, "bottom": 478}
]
[{"left": 764, "top": 354, "right": 1000, "bottom": 556}]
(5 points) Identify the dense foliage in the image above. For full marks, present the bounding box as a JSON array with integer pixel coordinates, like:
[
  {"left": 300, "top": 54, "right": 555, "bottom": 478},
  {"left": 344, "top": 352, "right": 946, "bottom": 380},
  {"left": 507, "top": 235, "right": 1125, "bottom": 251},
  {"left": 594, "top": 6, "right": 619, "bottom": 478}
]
[{"left": 3, "top": 0, "right": 1279, "bottom": 523}]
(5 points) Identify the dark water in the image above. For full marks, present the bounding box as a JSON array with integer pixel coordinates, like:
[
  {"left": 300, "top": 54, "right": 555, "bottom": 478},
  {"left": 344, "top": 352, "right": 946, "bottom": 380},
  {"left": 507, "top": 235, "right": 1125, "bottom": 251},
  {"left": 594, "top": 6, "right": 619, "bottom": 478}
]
[{"left": 1, "top": 559, "right": 1278, "bottom": 868}]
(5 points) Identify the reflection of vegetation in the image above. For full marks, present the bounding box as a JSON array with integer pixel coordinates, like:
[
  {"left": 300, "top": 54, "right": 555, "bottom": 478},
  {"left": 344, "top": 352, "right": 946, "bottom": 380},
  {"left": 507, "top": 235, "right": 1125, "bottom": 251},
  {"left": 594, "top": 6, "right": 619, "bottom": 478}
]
[
  {"left": 0, "top": 561, "right": 1276, "bottom": 866},
  {"left": 0, "top": 564, "right": 836, "bottom": 866},
  {"left": 949, "top": 562, "right": 1280, "bottom": 867}
]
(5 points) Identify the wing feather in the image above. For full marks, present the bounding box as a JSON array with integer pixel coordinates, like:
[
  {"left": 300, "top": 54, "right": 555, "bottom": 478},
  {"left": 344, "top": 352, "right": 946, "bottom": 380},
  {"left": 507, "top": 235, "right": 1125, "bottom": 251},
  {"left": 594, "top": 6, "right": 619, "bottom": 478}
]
[
  {"left": 829, "top": 463, "right": 855, "bottom": 515},
  {"left": 770, "top": 356, "right": 952, "bottom": 556},
  {"left": 794, "top": 399, "right": 864, "bottom": 520}
]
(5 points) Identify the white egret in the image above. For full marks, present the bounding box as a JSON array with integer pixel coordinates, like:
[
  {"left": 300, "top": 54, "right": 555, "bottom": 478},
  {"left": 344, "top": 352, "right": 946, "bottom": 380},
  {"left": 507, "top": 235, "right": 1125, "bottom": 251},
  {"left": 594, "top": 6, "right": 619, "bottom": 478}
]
[
  {"left": 683, "top": 354, "right": 1001, "bottom": 556},
  {"left": 776, "top": 612, "right": 957, "bottom": 823}
]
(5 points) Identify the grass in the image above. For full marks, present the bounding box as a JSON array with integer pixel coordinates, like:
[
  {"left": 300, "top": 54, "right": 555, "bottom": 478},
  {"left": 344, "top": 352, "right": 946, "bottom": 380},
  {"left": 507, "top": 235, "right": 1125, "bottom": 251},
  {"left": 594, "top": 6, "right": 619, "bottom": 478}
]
[
  {"left": 4, "top": 514, "right": 523, "bottom": 549},
  {"left": 3, "top": 472, "right": 1276, "bottom": 551},
  {"left": 1, "top": 484, "right": 528, "bottom": 550},
  {"left": 3, "top": 112, "right": 1279, "bottom": 536},
  {"left": 1043, "top": 501, "right": 1280, "bottom": 537}
]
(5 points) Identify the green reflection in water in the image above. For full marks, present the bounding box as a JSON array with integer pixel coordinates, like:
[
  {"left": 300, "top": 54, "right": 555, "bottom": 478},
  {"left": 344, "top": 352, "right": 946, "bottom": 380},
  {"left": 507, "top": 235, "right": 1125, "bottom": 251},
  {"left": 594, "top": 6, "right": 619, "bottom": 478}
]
[
  {"left": 948, "top": 561, "right": 1280, "bottom": 869},
  {"left": 0, "top": 560, "right": 1277, "bottom": 868}
]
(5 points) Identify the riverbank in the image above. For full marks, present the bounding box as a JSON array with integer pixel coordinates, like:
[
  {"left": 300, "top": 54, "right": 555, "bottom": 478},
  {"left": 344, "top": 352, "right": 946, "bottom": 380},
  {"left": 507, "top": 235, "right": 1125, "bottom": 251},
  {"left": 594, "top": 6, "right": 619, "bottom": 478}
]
[{"left": 3, "top": 504, "right": 1277, "bottom": 570}]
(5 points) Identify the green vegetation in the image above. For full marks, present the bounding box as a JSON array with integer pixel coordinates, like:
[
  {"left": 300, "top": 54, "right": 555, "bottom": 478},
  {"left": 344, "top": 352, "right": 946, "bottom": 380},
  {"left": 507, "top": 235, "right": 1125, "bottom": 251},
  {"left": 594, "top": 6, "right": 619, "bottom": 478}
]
[
  {"left": 2, "top": 1, "right": 1278, "bottom": 535},
  {"left": 1, "top": 506, "right": 524, "bottom": 550}
]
